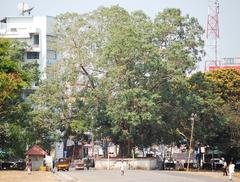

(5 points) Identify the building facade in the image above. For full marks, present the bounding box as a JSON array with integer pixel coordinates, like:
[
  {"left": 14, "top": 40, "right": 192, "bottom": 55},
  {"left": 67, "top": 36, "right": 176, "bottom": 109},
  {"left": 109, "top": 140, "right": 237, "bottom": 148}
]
[
  {"left": 0, "top": 16, "right": 57, "bottom": 80},
  {"left": 208, "top": 57, "right": 240, "bottom": 71}
]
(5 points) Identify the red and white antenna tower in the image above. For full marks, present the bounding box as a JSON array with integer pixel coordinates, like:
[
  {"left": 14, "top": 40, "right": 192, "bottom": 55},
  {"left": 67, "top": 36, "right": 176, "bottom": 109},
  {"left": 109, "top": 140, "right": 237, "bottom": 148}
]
[{"left": 205, "top": 0, "right": 220, "bottom": 70}]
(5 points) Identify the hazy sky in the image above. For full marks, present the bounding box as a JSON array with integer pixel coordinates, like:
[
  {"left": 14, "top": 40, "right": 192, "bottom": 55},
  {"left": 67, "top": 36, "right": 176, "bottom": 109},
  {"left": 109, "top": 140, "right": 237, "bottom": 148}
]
[{"left": 0, "top": 0, "right": 240, "bottom": 60}]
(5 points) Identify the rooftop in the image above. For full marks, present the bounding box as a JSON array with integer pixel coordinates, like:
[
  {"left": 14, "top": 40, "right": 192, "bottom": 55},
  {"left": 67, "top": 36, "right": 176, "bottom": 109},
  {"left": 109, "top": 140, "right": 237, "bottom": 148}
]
[{"left": 26, "top": 145, "right": 47, "bottom": 156}]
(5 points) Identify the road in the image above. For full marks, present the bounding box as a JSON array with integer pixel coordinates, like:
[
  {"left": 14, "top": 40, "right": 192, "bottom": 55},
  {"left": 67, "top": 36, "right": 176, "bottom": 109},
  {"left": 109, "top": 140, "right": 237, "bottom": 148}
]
[{"left": 55, "top": 169, "right": 236, "bottom": 182}]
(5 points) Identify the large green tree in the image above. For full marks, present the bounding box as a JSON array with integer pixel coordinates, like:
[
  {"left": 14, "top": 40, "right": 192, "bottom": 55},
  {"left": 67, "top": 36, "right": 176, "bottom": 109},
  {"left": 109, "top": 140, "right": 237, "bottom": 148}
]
[
  {"left": 28, "top": 60, "right": 91, "bottom": 151},
  {"left": 0, "top": 38, "right": 33, "bottom": 159},
  {"left": 188, "top": 69, "right": 240, "bottom": 159},
  {"left": 83, "top": 7, "right": 204, "bottom": 156},
  {"left": 148, "top": 8, "right": 204, "bottom": 146},
  {"left": 203, "top": 69, "right": 240, "bottom": 158},
  {"left": 30, "top": 6, "right": 205, "bottom": 157}
]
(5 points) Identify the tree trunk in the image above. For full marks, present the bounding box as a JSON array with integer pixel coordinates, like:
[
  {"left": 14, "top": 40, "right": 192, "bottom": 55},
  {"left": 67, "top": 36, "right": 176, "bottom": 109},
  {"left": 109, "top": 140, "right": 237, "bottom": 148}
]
[
  {"left": 63, "top": 138, "right": 68, "bottom": 158},
  {"left": 127, "top": 138, "right": 132, "bottom": 157},
  {"left": 72, "top": 144, "right": 75, "bottom": 162},
  {"left": 118, "top": 143, "right": 124, "bottom": 158}
]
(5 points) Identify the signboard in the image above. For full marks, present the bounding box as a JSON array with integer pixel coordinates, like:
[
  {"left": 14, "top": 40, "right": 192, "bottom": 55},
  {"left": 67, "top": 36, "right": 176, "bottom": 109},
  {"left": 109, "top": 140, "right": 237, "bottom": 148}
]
[{"left": 55, "top": 142, "right": 64, "bottom": 159}]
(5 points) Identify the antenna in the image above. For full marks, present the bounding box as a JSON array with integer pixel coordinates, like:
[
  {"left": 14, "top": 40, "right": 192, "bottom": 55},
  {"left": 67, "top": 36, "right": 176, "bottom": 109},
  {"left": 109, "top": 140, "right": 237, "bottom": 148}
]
[
  {"left": 205, "top": 0, "right": 220, "bottom": 71},
  {"left": 17, "top": 2, "right": 34, "bottom": 16}
]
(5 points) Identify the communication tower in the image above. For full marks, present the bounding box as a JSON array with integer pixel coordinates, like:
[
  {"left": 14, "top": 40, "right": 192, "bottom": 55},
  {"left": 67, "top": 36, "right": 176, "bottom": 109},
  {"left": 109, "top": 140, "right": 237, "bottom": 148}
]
[{"left": 205, "top": 0, "right": 220, "bottom": 70}]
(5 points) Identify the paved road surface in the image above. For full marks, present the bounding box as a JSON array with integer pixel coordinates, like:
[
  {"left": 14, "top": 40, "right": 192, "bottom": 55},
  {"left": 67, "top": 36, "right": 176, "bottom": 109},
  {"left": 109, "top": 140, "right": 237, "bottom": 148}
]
[{"left": 56, "top": 169, "right": 236, "bottom": 182}]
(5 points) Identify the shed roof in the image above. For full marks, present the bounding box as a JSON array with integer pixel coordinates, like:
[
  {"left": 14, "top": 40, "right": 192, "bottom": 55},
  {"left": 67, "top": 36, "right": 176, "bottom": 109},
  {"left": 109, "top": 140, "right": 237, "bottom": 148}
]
[{"left": 26, "top": 145, "right": 47, "bottom": 156}]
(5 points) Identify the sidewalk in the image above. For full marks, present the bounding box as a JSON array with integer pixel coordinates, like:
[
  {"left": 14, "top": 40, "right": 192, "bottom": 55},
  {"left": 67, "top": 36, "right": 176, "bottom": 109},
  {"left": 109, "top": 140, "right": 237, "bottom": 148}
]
[{"left": 0, "top": 171, "right": 58, "bottom": 182}]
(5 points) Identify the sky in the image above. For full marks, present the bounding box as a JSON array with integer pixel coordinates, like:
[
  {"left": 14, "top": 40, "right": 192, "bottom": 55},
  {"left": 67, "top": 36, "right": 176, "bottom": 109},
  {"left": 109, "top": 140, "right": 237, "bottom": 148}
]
[{"left": 0, "top": 0, "right": 240, "bottom": 64}]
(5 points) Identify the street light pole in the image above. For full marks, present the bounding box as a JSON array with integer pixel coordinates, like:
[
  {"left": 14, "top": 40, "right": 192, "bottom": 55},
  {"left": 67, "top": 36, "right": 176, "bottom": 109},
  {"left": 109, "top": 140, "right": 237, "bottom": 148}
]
[
  {"left": 108, "top": 151, "right": 110, "bottom": 170},
  {"left": 187, "top": 113, "right": 196, "bottom": 171}
]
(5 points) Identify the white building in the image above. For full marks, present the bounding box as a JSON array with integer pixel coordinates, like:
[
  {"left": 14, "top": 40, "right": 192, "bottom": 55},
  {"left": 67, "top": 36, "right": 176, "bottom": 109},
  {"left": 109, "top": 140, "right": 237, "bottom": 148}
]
[{"left": 0, "top": 16, "right": 57, "bottom": 80}]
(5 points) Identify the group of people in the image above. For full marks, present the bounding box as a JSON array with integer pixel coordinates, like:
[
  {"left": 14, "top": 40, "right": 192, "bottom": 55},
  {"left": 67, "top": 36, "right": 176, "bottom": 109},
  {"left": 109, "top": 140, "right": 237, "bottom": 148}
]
[{"left": 223, "top": 161, "right": 235, "bottom": 180}]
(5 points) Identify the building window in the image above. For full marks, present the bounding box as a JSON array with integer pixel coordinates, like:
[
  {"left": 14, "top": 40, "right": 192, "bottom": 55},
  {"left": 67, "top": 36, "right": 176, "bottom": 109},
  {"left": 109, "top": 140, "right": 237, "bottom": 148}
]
[
  {"left": 228, "top": 58, "right": 235, "bottom": 64},
  {"left": 223, "top": 58, "right": 235, "bottom": 65},
  {"left": 27, "top": 52, "right": 39, "bottom": 59},
  {"left": 33, "top": 34, "right": 39, "bottom": 45}
]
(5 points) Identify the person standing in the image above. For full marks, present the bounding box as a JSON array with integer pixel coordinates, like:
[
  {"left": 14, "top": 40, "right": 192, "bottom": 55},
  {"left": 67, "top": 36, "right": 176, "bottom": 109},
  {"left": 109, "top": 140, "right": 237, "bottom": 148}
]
[
  {"left": 223, "top": 161, "right": 228, "bottom": 176},
  {"left": 86, "top": 157, "right": 90, "bottom": 170},
  {"left": 26, "top": 159, "right": 32, "bottom": 175},
  {"left": 120, "top": 160, "right": 124, "bottom": 176},
  {"left": 52, "top": 158, "right": 57, "bottom": 173},
  {"left": 228, "top": 161, "right": 235, "bottom": 180}
]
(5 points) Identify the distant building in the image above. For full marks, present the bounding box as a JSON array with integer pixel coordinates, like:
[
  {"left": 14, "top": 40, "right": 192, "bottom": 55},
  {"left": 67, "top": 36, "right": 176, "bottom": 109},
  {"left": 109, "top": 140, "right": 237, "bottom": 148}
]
[
  {"left": 208, "top": 57, "right": 240, "bottom": 71},
  {"left": 0, "top": 16, "right": 58, "bottom": 80}
]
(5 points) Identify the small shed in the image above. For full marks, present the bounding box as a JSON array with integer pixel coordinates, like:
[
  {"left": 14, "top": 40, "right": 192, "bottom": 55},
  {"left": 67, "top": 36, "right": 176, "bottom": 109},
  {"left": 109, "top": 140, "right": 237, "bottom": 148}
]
[{"left": 26, "top": 145, "right": 47, "bottom": 170}]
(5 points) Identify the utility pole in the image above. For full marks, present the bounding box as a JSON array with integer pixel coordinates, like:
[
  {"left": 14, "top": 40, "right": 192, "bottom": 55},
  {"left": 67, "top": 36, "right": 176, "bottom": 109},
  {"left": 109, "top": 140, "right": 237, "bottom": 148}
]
[
  {"left": 187, "top": 113, "right": 196, "bottom": 171},
  {"left": 108, "top": 151, "right": 110, "bottom": 170},
  {"left": 132, "top": 147, "right": 135, "bottom": 170}
]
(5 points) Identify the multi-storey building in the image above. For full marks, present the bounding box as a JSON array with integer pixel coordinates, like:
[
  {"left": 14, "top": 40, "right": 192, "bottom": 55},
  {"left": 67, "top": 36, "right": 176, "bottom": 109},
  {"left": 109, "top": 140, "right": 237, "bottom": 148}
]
[
  {"left": 208, "top": 57, "right": 240, "bottom": 71},
  {"left": 0, "top": 16, "right": 57, "bottom": 80}
]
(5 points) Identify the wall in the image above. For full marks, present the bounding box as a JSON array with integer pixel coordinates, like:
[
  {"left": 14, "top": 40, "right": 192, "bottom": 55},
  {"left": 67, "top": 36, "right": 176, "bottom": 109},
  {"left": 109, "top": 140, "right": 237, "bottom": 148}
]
[
  {"left": 29, "top": 155, "right": 44, "bottom": 170},
  {"left": 95, "top": 158, "right": 158, "bottom": 170},
  {"left": 34, "top": 16, "right": 47, "bottom": 79}
]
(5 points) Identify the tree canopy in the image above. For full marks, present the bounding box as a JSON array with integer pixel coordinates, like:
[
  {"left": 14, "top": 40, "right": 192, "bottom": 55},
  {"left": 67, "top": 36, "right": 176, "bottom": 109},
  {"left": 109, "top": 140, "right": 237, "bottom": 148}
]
[
  {"left": 27, "top": 6, "right": 239, "bottom": 159},
  {"left": 194, "top": 69, "right": 240, "bottom": 158},
  {"left": 0, "top": 38, "right": 28, "bottom": 109},
  {"left": 0, "top": 38, "right": 34, "bottom": 159},
  {"left": 28, "top": 6, "right": 206, "bottom": 157}
]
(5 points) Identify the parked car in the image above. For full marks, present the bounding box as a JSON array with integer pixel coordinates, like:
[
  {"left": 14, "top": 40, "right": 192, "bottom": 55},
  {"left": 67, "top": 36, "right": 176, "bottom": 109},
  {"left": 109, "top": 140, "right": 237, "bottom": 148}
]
[
  {"left": 75, "top": 159, "right": 84, "bottom": 170},
  {"left": 1, "top": 162, "right": 15, "bottom": 170},
  {"left": 235, "top": 160, "right": 240, "bottom": 170},
  {"left": 164, "top": 159, "right": 175, "bottom": 170},
  {"left": 210, "top": 158, "right": 224, "bottom": 165},
  {"left": 75, "top": 157, "right": 95, "bottom": 170},
  {"left": 89, "top": 158, "right": 95, "bottom": 168},
  {"left": 15, "top": 161, "right": 26, "bottom": 170},
  {"left": 83, "top": 157, "right": 95, "bottom": 169},
  {"left": 57, "top": 158, "right": 70, "bottom": 171},
  {"left": 209, "top": 158, "right": 224, "bottom": 170}
]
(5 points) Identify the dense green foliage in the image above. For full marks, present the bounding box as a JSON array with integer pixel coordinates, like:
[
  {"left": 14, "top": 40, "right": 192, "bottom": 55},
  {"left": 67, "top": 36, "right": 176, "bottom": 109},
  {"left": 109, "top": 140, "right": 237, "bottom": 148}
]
[
  {"left": 0, "top": 38, "right": 35, "bottom": 160},
  {"left": 28, "top": 6, "right": 207, "bottom": 157},
  {"left": 0, "top": 39, "right": 27, "bottom": 107},
  {"left": 193, "top": 69, "right": 240, "bottom": 158}
]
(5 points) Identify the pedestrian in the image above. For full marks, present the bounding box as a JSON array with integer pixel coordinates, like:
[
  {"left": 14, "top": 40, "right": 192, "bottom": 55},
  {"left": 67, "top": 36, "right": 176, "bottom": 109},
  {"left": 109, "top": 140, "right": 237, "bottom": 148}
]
[
  {"left": 26, "top": 159, "right": 32, "bottom": 175},
  {"left": 120, "top": 160, "right": 124, "bottom": 176},
  {"left": 223, "top": 160, "right": 228, "bottom": 176},
  {"left": 86, "top": 157, "right": 90, "bottom": 170},
  {"left": 52, "top": 159, "right": 56, "bottom": 173},
  {"left": 228, "top": 161, "right": 235, "bottom": 180}
]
